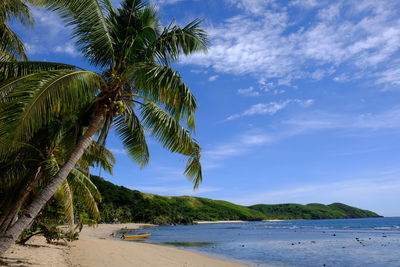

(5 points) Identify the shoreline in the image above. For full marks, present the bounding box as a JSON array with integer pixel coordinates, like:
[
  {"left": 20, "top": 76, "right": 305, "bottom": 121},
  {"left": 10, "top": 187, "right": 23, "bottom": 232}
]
[
  {"left": 70, "top": 223, "right": 249, "bottom": 267},
  {"left": 195, "top": 219, "right": 286, "bottom": 224},
  {"left": 3, "top": 223, "right": 249, "bottom": 267}
]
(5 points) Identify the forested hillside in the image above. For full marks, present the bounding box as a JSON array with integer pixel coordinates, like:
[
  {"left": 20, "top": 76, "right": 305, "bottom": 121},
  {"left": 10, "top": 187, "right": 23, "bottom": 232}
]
[
  {"left": 249, "top": 203, "right": 380, "bottom": 220},
  {"left": 92, "top": 176, "right": 381, "bottom": 225}
]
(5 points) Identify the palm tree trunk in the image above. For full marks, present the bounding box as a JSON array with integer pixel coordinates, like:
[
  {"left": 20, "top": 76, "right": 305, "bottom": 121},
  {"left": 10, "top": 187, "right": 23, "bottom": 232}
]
[
  {"left": 0, "top": 167, "right": 42, "bottom": 234},
  {"left": 0, "top": 112, "right": 105, "bottom": 256}
]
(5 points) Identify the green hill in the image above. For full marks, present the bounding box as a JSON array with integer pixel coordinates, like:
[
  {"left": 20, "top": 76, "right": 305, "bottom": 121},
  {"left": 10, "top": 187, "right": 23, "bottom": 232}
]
[
  {"left": 91, "top": 176, "right": 381, "bottom": 225},
  {"left": 249, "top": 203, "right": 380, "bottom": 220}
]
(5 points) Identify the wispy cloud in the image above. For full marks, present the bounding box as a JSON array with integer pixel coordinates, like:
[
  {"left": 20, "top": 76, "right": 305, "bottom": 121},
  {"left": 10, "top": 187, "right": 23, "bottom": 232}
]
[
  {"left": 226, "top": 0, "right": 276, "bottom": 15},
  {"left": 204, "top": 131, "right": 272, "bottom": 160},
  {"left": 284, "top": 106, "right": 400, "bottom": 132},
  {"left": 206, "top": 106, "right": 400, "bottom": 166},
  {"left": 182, "top": 0, "right": 400, "bottom": 89},
  {"left": 238, "top": 86, "right": 260, "bottom": 96},
  {"left": 227, "top": 99, "right": 314, "bottom": 120},
  {"left": 108, "top": 148, "right": 128, "bottom": 155},
  {"left": 208, "top": 75, "right": 219, "bottom": 82},
  {"left": 18, "top": 8, "right": 78, "bottom": 57},
  {"left": 54, "top": 42, "right": 80, "bottom": 57}
]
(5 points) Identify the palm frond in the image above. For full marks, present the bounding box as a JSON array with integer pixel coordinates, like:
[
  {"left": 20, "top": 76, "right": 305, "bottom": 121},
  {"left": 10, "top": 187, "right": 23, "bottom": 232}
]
[
  {"left": 114, "top": 109, "right": 149, "bottom": 167},
  {"left": 80, "top": 141, "right": 116, "bottom": 174},
  {"left": 184, "top": 143, "right": 202, "bottom": 189},
  {"left": 0, "top": 23, "right": 27, "bottom": 61},
  {"left": 58, "top": 180, "right": 75, "bottom": 237},
  {"left": 0, "top": 163, "right": 29, "bottom": 188},
  {"left": 68, "top": 169, "right": 101, "bottom": 219},
  {"left": 0, "top": 70, "right": 101, "bottom": 145},
  {"left": 0, "top": 49, "right": 16, "bottom": 62},
  {"left": 133, "top": 64, "right": 197, "bottom": 130},
  {"left": 45, "top": 0, "right": 115, "bottom": 67},
  {"left": 0, "top": 0, "right": 33, "bottom": 25},
  {"left": 110, "top": 0, "right": 158, "bottom": 64},
  {"left": 150, "top": 19, "right": 208, "bottom": 65},
  {"left": 0, "top": 61, "right": 79, "bottom": 82},
  {"left": 140, "top": 102, "right": 202, "bottom": 187}
]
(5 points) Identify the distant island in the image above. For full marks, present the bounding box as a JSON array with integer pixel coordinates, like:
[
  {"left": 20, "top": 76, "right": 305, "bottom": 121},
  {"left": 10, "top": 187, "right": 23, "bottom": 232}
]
[{"left": 92, "top": 176, "right": 381, "bottom": 225}]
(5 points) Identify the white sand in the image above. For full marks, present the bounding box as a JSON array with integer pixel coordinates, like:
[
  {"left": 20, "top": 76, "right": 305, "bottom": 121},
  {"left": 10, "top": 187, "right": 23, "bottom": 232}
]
[
  {"left": 3, "top": 223, "right": 248, "bottom": 267},
  {"left": 70, "top": 223, "right": 248, "bottom": 267},
  {"left": 2, "top": 235, "right": 70, "bottom": 267}
]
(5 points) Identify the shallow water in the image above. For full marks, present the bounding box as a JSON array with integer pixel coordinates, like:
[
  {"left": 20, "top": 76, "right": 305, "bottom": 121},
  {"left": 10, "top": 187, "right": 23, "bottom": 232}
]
[{"left": 143, "top": 217, "right": 400, "bottom": 266}]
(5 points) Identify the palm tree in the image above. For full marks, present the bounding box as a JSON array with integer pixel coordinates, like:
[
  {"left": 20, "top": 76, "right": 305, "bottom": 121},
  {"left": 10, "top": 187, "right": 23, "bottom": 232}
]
[
  {"left": 0, "top": 0, "right": 207, "bottom": 254},
  {"left": 0, "top": 117, "right": 115, "bottom": 237},
  {"left": 40, "top": 141, "right": 113, "bottom": 239},
  {"left": 0, "top": 0, "right": 42, "bottom": 60}
]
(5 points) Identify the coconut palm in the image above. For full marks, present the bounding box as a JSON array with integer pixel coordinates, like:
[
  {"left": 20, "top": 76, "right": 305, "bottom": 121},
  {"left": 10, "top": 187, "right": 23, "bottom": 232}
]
[
  {"left": 0, "top": 118, "right": 115, "bottom": 237},
  {"left": 0, "top": 0, "right": 207, "bottom": 254},
  {"left": 43, "top": 142, "right": 112, "bottom": 238}
]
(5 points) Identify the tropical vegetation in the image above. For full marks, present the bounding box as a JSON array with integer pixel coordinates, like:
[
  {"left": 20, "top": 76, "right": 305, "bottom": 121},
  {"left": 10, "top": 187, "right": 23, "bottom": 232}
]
[
  {"left": 0, "top": 0, "right": 207, "bottom": 255},
  {"left": 92, "top": 176, "right": 381, "bottom": 224}
]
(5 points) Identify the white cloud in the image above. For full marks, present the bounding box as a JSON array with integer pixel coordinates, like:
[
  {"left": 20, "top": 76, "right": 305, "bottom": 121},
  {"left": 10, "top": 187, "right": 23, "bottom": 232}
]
[
  {"left": 226, "top": 0, "right": 276, "bottom": 15},
  {"left": 204, "top": 132, "right": 272, "bottom": 160},
  {"left": 227, "top": 99, "right": 314, "bottom": 120},
  {"left": 290, "top": 0, "right": 321, "bottom": 9},
  {"left": 108, "top": 148, "right": 128, "bottom": 155},
  {"left": 31, "top": 8, "right": 65, "bottom": 36},
  {"left": 237, "top": 86, "right": 259, "bottom": 96},
  {"left": 333, "top": 73, "right": 351, "bottom": 82},
  {"left": 208, "top": 75, "right": 219, "bottom": 82},
  {"left": 284, "top": 106, "right": 400, "bottom": 132},
  {"left": 294, "top": 99, "right": 314, "bottom": 107},
  {"left": 54, "top": 43, "right": 80, "bottom": 57},
  {"left": 20, "top": 8, "right": 75, "bottom": 57},
  {"left": 182, "top": 1, "right": 400, "bottom": 88},
  {"left": 376, "top": 66, "right": 400, "bottom": 88}
]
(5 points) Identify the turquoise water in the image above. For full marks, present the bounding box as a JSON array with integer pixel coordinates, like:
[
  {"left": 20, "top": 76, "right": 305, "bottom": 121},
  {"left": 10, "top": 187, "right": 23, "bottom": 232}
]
[{"left": 143, "top": 217, "right": 400, "bottom": 266}]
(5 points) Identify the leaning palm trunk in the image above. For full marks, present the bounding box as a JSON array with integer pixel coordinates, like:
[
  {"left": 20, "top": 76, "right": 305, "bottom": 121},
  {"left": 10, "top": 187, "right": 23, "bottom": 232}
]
[
  {"left": 0, "top": 112, "right": 104, "bottom": 255},
  {"left": 0, "top": 167, "right": 42, "bottom": 234}
]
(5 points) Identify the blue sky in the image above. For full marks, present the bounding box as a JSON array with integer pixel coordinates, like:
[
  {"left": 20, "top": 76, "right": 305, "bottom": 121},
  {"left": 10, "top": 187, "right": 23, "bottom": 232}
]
[{"left": 12, "top": 0, "right": 400, "bottom": 216}]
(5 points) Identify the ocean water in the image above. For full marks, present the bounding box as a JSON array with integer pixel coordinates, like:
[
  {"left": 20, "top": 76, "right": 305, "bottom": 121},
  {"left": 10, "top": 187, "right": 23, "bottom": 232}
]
[{"left": 141, "top": 217, "right": 400, "bottom": 267}]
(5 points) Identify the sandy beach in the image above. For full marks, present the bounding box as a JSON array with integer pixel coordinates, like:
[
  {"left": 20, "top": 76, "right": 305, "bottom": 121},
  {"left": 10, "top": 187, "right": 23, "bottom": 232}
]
[{"left": 1, "top": 224, "right": 248, "bottom": 267}]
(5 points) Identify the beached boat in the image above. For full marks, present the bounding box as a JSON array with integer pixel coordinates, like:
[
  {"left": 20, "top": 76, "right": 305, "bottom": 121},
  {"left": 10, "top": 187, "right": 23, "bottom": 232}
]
[{"left": 121, "top": 233, "right": 151, "bottom": 240}]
